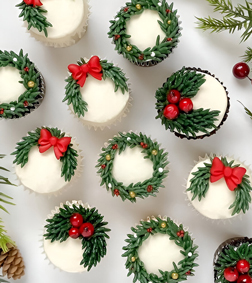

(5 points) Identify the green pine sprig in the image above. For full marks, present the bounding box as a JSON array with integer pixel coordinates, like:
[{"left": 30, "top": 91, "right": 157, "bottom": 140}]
[
  {"left": 239, "top": 101, "right": 252, "bottom": 120},
  {"left": 242, "top": 47, "right": 252, "bottom": 63}
]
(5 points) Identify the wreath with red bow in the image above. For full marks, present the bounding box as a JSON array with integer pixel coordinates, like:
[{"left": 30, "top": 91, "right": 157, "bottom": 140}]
[
  {"left": 16, "top": 0, "right": 52, "bottom": 37},
  {"left": 187, "top": 156, "right": 252, "bottom": 216},
  {"left": 12, "top": 127, "right": 78, "bottom": 182},
  {"left": 63, "top": 56, "right": 129, "bottom": 118}
]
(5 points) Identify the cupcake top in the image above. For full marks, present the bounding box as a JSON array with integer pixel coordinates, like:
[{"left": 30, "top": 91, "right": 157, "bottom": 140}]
[
  {"left": 0, "top": 50, "right": 45, "bottom": 119},
  {"left": 44, "top": 200, "right": 110, "bottom": 272},
  {"left": 155, "top": 67, "right": 229, "bottom": 139},
  {"left": 186, "top": 155, "right": 252, "bottom": 219},
  {"left": 63, "top": 56, "right": 130, "bottom": 129},
  {"left": 108, "top": 0, "right": 181, "bottom": 66},
  {"left": 96, "top": 132, "right": 169, "bottom": 202},
  {"left": 16, "top": 0, "right": 89, "bottom": 47},
  {"left": 214, "top": 237, "right": 252, "bottom": 283},
  {"left": 122, "top": 216, "right": 198, "bottom": 282},
  {"left": 13, "top": 127, "right": 80, "bottom": 194}
]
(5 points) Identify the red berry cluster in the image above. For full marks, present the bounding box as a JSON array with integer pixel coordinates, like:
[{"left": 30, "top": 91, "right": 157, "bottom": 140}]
[
  {"left": 114, "top": 34, "right": 120, "bottom": 40},
  {"left": 101, "top": 164, "right": 106, "bottom": 169},
  {"left": 0, "top": 108, "right": 4, "bottom": 115},
  {"left": 163, "top": 90, "right": 193, "bottom": 120},
  {"left": 147, "top": 228, "right": 152, "bottom": 233},
  {"left": 176, "top": 230, "right": 184, "bottom": 238},
  {"left": 124, "top": 7, "right": 129, "bottom": 12},
  {"left": 186, "top": 270, "right": 191, "bottom": 276},
  {"left": 68, "top": 213, "right": 95, "bottom": 239},
  {"left": 140, "top": 142, "right": 148, "bottom": 149},
  {"left": 24, "top": 67, "right": 29, "bottom": 72},
  {"left": 147, "top": 185, "right": 153, "bottom": 192},
  {"left": 224, "top": 260, "right": 251, "bottom": 283},
  {"left": 114, "top": 189, "right": 120, "bottom": 196},
  {"left": 112, "top": 144, "right": 118, "bottom": 150}
]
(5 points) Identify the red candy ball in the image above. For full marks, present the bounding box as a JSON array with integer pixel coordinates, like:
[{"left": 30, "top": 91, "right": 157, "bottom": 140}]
[
  {"left": 69, "top": 227, "right": 80, "bottom": 239},
  {"left": 224, "top": 267, "right": 239, "bottom": 282},
  {"left": 167, "top": 89, "right": 181, "bottom": 104},
  {"left": 163, "top": 104, "right": 179, "bottom": 120},
  {"left": 70, "top": 213, "right": 83, "bottom": 228},
  {"left": 237, "top": 259, "right": 250, "bottom": 274},
  {"left": 233, "top": 62, "right": 250, "bottom": 79},
  {"left": 79, "top": 223, "right": 95, "bottom": 238},
  {"left": 237, "top": 275, "right": 252, "bottom": 283},
  {"left": 179, "top": 98, "right": 193, "bottom": 113}
]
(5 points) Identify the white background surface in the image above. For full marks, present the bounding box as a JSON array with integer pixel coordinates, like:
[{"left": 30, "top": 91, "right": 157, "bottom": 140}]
[{"left": 1, "top": 0, "right": 252, "bottom": 282}]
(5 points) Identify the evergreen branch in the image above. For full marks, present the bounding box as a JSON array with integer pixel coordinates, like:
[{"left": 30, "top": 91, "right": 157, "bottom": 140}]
[
  {"left": 242, "top": 47, "right": 252, "bottom": 63},
  {"left": 0, "top": 221, "right": 15, "bottom": 253},
  {"left": 238, "top": 101, "right": 252, "bottom": 120}
]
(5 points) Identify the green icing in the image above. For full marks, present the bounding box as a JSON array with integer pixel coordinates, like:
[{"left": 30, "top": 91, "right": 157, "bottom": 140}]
[
  {"left": 63, "top": 58, "right": 129, "bottom": 118},
  {"left": 108, "top": 0, "right": 181, "bottom": 64},
  {"left": 0, "top": 50, "right": 44, "bottom": 119},
  {"left": 44, "top": 203, "right": 110, "bottom": 271},
  {"left": 12, "top": 127, "right": 78, "bottom": 182},
  {"left": 155, "top": 67, "right": 221, "bottom": 138},
  {"left": 122, "top": 217, "right": 198, "bottom": 283},
  {"left": 96, "top": 132, "right": 169, "bottom": 203},
  {"left": 16, "top": 1, "right": 52, "bottom": 37}
]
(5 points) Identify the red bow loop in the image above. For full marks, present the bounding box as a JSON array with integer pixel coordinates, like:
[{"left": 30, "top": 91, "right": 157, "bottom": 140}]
[
  {"left": 210, "top": 157, "right": 246, "bottom": 191},
  {"left": 38, "top": 129, "right": 71, "bottom": 160},
  {"left": 68, "top": 56, "right": 103, "bottom": 87},
  {"left": 24, "top": 0, "right": 43, "bottom": 7}
]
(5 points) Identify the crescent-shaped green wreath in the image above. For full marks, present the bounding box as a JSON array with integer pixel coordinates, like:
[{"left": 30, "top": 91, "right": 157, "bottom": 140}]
[
  {"left": 96, "top": 132, "right": 169, "bottom": 203},
  {"left": 0, "top": 50, "right": 44, "bottom": 119},
  {"left": 108, "top": 0, "right": 181, "bottom": 65},
  {"left": 122, "top": 217, "right": 198, "bottom": 283},
  {"left": 44, "top": 202, "right": 110, "bottom": 271}
]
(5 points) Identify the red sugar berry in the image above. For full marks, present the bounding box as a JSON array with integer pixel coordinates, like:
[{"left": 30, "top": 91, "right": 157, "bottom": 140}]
[
  {"left": 124, "top": 7, "right": 129, "bottom": 12},
  {"left": 179, "top": 98, "right": 193, "bottom": 113},
  {"left": 114, "top": 189, "right": 120, "bottom": 196},
  {"left": 114, "top": 34, "right": 120, "bottom": 40},
  {"left": 224, "top": 267, "right": 239, "bottom": 282},
  {"left": 79, "top": 223, "right": 95, "bottom": 238},
  {"left": 112, "top": 144, "right": 118, "bottom": 150},
  {"left": 147, "top": 228, "right": 152, "bottom": 233},
  {"left": 0, "top": 108, "right": 4, "bottom": 115},
  {"left": 163, "top": 104, "right": 179, "bottom": 120},
  {"left": 24, "top": 67, "right": 29, "bottom": 72},
  {"left": 167, "top": 89, "right": 181, "bottom": 104},
  {"left": 138, "top": 54, "right": 144, "bottom": 60},
  {"left": 101, "top": 164, "right": 106, "bottom": 169},
  {"left": 70, "top": 213, "right": 83, "bottom": 228},
  {"left": 237, "top": 275, "right": 252, "bottom": 283},
  {"left": 236, "top": 259, "right": 250, "bottom": 274},
  {"left": 233, "top": 62, "right": 250, "bottom": 79},
  {"left": 147, "top": 185, "right": 153, "bottom": 192},
  {"left": 69, "top": 227, "right": 80, "bottom": 239}
]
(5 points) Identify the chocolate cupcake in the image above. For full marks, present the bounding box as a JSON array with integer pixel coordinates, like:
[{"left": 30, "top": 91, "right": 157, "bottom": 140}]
[
  {"left": 155, "top": 67, "right": 230, "bottom": 139},
  {"left": 108, "top": 0, "right": 181, "bottom": 66}
]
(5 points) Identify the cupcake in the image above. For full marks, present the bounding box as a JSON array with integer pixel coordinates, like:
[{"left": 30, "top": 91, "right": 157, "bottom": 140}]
[
  {"left": 155, "top": 67, "right": 230, "bottom": 139},
  {"left": 43, "top": 200, "right": 110, "bottom": 272},
  {"left": 122, "top": 216, "right": 198, "bottom": 282},
  {"left": 186, "top": 155, "right": 252, "bottom": 220},
  {"left": 108, "top": 0, "right": 181, "bottom": 67},
  {"left": 0, "top": 50, "right": 45, "bottom": 119},
  {"left": 12, "top": 126, "right": 81, "bottom": 195},
  {"left": 63, "top": 56, "right": 131, "bottom": 129},
  {"left": 16, "top": 0, "right": 89, "bottom": 48},
  {"left": 96, "top": 132, "right": 169, "bottom": 202},
  {"left": 214, "top": 237, "right": 252, "bottom": 283}
]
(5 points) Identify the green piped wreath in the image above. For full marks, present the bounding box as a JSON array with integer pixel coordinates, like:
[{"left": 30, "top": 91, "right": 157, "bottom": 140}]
[
  {"left": 155, "top": 67, "right": 223, "bottom": 138},
  {"left": 12, "top": 127, "right": 78, "bottom": 182},
  {"left": 96, "top": 132, "right": 169, "bottom": 203},
  {"left": 63, "top": 58, "right": 129, "bottom": 118},
  {"left": 16, "top": 1, "right": 52, "bottom": 37},
  {"left": 0, "top": 50, "right": 44, "bottom": 119},
  {"left": 108, "top": 0, "right": 181, "bottom": 65},
  {"left": 122, "top": 217, "right": 198, "bottom": 283},
  {"left": 187, "top": 156, "right": 252, "bottom": 216},
  {"left": 44, "top": 201, "right": 110, "bottom": 271}
]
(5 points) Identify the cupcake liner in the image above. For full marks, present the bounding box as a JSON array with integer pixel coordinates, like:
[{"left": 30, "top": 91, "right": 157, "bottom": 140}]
[
  {"left": 172, "top": 67, "right": 230, "bottom": 140},
  {"left": 185, "top": 154, "right": 252, "bottom": 221},
  {"left": 13, "top": 126, "right": 83, "bottom": 197},
  {"left": 23, "top": 0, "right": 90, "bottom": 48}
]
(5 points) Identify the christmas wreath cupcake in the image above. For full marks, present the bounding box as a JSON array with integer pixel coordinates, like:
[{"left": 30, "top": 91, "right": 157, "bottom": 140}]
[
  {"left": 122, "top": 216, "right": 198, "bottom": 283},
  {"left": 0, "top": 50, "right": 45, "bottom": 119},
  {"left": 97, "top": 132, "right": 169, "bottom": 202},
  {"left": 108, "top": 0, "right": 181, "bottom": 66},
  {"left": 16, "top": 0, "right": 90, "bottom": 47},
  {"left": 186, "top": 155, "right": 252, "bottom": 220},
  {"left": 12, "top": 127, "right": 81, "bottom": 195},
  {"left": 43, "top": 200, "right": 110, "bottom": 272},
  {"left": 155, "top": 67, "right": 230, "bottom": 139},
  {"left": 63, "top": 56, "right": 130, "bottom": 129},
  {"left": 214, "top": 237, "right": 252, "bottom": 283}
]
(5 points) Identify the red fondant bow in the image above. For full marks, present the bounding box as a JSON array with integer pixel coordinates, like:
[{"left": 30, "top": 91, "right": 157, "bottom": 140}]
[
  {"left": 68, "top": 56, "right": 103, "bottom": 87},
  {"left": 38, "top": 129, "right": 71, "bottom": 160},
  {"left": 24, "top": 0, "right": 43, "bottom": 7},
  {"left": 210, "top": 157, "right": 246, "bottom": 191}
]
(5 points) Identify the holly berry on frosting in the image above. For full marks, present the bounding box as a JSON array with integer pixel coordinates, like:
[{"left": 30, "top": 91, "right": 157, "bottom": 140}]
[
  {"left": 179, "top": 98, "right": 193, "bottom": 113},
  {"left": 237, "top": 275, "right": 252, "bottom": 283},
  {"left": 224, "top": 267, "right": 239, "bottom": 282},
  {"left": 69, "top": 227, "right": 80, "bottom": 239},
  {"left": 79, "top": 223, "right": 95, "bottom": 238},
  {"left": 163, "top": 104, "right": 179, "bottom": 120},
  {"left": 237, "top": 260, "right": 250, "bottom": 274},
  {"left": 70, "top": 213, "right": 83, "bottom": 228},
  {"left": 167, "top": 89, "right": 181, "bottom": 104},
  {"left": 233, "top": 62, "right": 250, "bottom": 79}
]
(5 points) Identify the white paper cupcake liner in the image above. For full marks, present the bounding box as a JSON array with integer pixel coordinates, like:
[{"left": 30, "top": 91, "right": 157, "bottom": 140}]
[
  {"left": 22, "top": 0, "right": 90, "bottom": 48},
  {"left": 12, "top": 126, "right": 83, "bottom": 197},
  {"left": 184, "top": 153, "right": 252, "bottom": 222}
]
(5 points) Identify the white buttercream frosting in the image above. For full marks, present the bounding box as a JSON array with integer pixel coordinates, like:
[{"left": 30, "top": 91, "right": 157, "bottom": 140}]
[
  {"left": 0, "top": 66, "right": 26, "bottom": 104},
  {"left": 112, "top": 146, "right": 153, "bottom": 186},
  {"left": 126, "top": 9, "right": 166, "bottom": 51}
]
